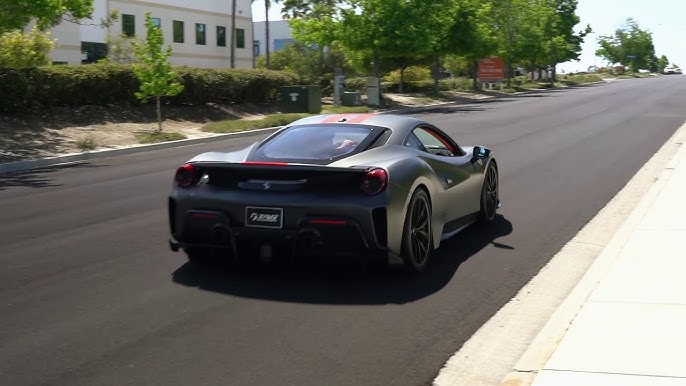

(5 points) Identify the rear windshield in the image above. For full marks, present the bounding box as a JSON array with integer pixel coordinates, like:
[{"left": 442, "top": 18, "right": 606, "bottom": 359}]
[{"left": 252, "top": 124, "right": 383, "bottom": 163}]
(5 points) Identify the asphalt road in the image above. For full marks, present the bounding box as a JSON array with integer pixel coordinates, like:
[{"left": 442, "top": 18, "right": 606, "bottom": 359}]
[{"left": 2, "top": 75, "right": 685, "bottom": 386}]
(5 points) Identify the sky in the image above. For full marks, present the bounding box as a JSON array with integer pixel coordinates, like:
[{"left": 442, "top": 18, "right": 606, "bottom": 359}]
[{"left": 251, "top": 0, "right": 686, "bottom": 72}]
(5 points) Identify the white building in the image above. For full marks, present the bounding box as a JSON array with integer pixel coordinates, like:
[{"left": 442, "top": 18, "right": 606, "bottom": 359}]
[
  {"left": 252, "top": 20, "right": 295, "bottom": 58},
  {"left": 45, "top": 0, "right": 254, "bottom": 68}
]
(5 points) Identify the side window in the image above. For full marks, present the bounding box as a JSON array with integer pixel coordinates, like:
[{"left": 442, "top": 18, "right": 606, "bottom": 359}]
[
  {"left": 404, "top": 133, "right": 426, "bottom": 151},
  {"left": 413, "top": 126, "right": 456, "bottom": 157}
]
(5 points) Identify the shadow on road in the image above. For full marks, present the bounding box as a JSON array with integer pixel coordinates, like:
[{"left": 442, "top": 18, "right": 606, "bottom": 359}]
[
  {"left": 0, "top": 162, "right": 105, "bottom": 190},
  {"left": 171, "top": 214, "right": 514, "bottom": 305}
]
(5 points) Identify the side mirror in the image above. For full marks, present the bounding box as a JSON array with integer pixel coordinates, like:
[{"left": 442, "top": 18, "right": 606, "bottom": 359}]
[{"left": 472, "top": 146, "right": 491, "bottom": 159}]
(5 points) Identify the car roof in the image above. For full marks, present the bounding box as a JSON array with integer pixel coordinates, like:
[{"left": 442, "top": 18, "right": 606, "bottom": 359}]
[{"left": 287, "top": 113, "right": 425, "bottom": 132}]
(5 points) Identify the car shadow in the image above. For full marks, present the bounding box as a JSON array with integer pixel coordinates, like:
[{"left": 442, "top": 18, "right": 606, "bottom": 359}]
[
  {"left": 0, "top": 162, "right": 105, "bottom": 191},
  {"left": 171, "top": 214, "right": 514, "bottom": 305}
]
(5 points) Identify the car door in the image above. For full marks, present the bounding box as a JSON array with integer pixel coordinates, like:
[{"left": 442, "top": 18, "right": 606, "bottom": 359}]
[{"left": 407, "top": 124, "right": 481, "bottom": 221}]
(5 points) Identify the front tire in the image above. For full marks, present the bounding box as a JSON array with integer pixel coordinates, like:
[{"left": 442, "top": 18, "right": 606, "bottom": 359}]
[
  {"left": 401, "top": 188, "right": 433, "bottom": 273},
  {"left": 477, "top": 161, "right": 499, "bottom": 224}
]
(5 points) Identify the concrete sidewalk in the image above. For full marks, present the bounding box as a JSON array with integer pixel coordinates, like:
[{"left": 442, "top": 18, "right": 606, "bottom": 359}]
[{"left": 504, "top": 129, "right": 686, "bottom": 385}]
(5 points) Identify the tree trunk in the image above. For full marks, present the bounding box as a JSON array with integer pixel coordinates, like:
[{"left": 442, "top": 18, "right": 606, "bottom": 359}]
[
  {"left": 265, "top": 1, "right": 271, "bottom": 70},
  {"left": 472, "top": 59, "right": 479, "bottom": 91},
  {"left": 399, "top": 66, "right": 404, "bottom": 94},
  {"left": 373, "top": 52, "right": 380, "bottom": 78},
  {"left": 372, "top": 52, "right": 381, "bottom": 105},
  {"left": 432, "top": 54, "right": 440, "bottom": 94},
  {"left": 156, "top": 96, "right": 162, "bottom": 133},
  {"left": 230, "top": 0, "right": 236, "bottom": 68},
  {"left": 549, "top": 37, "right": 555, "bottom": 86}
]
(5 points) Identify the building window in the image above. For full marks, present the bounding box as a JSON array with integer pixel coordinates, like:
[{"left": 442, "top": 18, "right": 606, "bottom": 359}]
[
  {"left": 122, "top": 14, "right": 135, "bottom": 36},
  {"left": 217, "top": 26, "right": 226, "bottom": 47},
  {"left": 274, "top": 38, "right": 296, "bottom": 52},
  {"left": 236, "top": 28, "right": 245, "bottom": 49},
  {"left": 253, "top": 40, "right": 260, "bottom": 56},
  {"left": 81, "top": 41, "right": 108, "bottom": 64},
  {"left": 196, "top": 23, "right": 206, "bottom": 45},
  {"left": 173, "top": 20, "right": 184, "bottom": 43},
  {"left": 151, "top": 17, "right": 161, "bottom": 28}
]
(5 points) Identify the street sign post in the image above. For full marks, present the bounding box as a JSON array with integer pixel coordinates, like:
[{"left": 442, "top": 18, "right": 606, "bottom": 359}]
[{"left": 479, "top": 58, "right": 505, "bottom": 83}]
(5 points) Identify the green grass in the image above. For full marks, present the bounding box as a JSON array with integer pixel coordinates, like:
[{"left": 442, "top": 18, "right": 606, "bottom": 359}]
[
  {"left": 562, "top": 74, "right": 604, "bottom": 84},
  {"left": 202, "top": 106, "right": 371, "bottom": 134},
  {"left": 135, "top": 131, "right": 187, "bottom": 144}
]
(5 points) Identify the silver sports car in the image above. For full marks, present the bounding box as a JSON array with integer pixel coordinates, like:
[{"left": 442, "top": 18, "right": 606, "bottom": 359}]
[{"left": 168, "top": 113, "right": 499, "bottom": 273}]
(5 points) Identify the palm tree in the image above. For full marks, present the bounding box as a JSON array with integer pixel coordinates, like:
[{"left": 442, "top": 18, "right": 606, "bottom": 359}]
[
  {"left": 253, "top": 0, "right": 279, "bottom": 69},
  {"left": 230, "top": 0, "right": 237, "bottom": 68}
]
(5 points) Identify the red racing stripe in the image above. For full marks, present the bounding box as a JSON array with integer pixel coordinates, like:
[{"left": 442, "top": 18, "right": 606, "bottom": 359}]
[
  {"left": 320, "top": 114, "right": 349, "bottom": 123},
  {"left": 320, "top": 113, "right": 377, "bottom": 124},
  {"left": 345, "top": 113, "right": 377, "bottom": 123}
]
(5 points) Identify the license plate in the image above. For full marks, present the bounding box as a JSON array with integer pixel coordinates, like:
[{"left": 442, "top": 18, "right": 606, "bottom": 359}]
[{"left": 245, "top": 206, "right": 283, "bottom": 229}]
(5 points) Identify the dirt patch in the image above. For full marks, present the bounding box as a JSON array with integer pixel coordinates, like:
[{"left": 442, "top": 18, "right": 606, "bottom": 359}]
[{"left": 0, "top": 102, "right": 280, "bottom": 163}]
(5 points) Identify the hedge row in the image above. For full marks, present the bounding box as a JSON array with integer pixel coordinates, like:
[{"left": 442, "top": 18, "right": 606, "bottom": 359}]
[
  {"left": 0, "top": 63, "right": 300, "bottom": 112},
  {"left": 345, "top": 77, "right": 474, "bottom": 94}
]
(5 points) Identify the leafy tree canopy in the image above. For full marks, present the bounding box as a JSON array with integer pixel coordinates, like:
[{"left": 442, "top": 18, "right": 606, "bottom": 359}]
[
  {"left": 597, "top": 18, "right": 655, "bottom": 71},
  {"left": 0, "top": 0, "right": 94, "bottom": 34}
]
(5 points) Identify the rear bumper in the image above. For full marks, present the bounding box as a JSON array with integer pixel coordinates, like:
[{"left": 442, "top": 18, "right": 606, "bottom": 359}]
[
  {"left": 168, "top": 182, "right": 394, "bottom": 259},
  {"left": 169, "top": 201, "right": 389, "bottom": 259}
]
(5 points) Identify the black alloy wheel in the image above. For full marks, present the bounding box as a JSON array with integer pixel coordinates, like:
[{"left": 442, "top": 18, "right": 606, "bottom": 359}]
[
  {"left": 478, "top": 162, "right": 499, "bottom": 224},
  {"left": 402, "top": 189, "right": 433, "bottom": 273}
]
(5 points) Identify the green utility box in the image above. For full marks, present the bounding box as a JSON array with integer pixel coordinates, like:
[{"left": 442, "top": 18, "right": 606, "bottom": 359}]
[
  {"left": 280, "top": 85, "right": 322, "bottom": 114},
  {"left": 341, "top": 91, "right": 362, "bottom": 106}
]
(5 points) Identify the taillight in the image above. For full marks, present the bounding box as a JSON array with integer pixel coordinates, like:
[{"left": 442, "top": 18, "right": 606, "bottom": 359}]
[
  {"left": 175, "top": 163, "right": 200, "bottom": 188},
  {"left": 360, "top": 168, "right": 388, "bottom": 195}
]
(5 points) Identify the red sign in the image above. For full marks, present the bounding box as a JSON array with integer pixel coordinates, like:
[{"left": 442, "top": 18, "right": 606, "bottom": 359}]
[{"left": 479, "top": 58, "right": 505, "bottom": 82}]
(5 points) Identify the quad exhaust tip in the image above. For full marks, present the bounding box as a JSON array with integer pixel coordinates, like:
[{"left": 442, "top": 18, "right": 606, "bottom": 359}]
[{"left": 211, "top": 224, "right": 230, "bottom": 244}]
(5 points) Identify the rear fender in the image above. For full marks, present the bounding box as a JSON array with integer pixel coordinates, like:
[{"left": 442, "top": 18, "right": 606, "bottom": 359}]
[{"left": 385, "top": 158, "right": 445, "bottom": 254}]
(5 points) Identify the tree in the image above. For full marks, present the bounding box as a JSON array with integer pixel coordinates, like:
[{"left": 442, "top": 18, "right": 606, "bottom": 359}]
[
  {"left": 596, "top": 18, "right": 655, "bottom": 72},
  {"left": 0, "top": 0, "right": 94, "bottom": 34},
  {"left": 282, "top": 0, "right": 342, "bottom": 19},
  {"left": 287, "top": 1, "right": 344, "bottom": 77},
  {"left": 544, "top": 0, "right": 591, "bottom": 82},
  {"left": 0, "top": 26, "right": 55, "bottom": 67},
  {"left": 490, "top": 0, "right": 531, "bottom": 86},
  {"left": 336, "top": 0, "right": 452, "bottom": 91},
  {"left": 656, "top": 54, "right": 669, "bottom": 73},
  {"left": 102, "top": 33, "right": 139, "bottom": 64},
  {"left": 443, "top": 0, "right": 499, "bottom": 89},
  {"left": 230, "top": 0, "right": 237, "bottom": 67},
  {"left": 264, "top": 0, "right": 282, "bottom": 69},
  {"left": 132, "top": 12, "right": 184, "bottom": 133}
]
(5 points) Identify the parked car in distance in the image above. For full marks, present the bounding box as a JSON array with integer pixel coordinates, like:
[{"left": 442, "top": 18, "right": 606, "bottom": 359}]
[{"left": 663, "top": 66, "right": 682, "bottom": 75}]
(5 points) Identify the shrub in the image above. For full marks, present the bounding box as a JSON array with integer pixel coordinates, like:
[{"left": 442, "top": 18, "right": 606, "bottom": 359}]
[
  {"left": 383, "top": 66, "right": 432, "bottom": 83},
  {"left": 0, "top": 64, "right": 300, "bottom": 112},
  {"left": 344, "top": 77, "right": 368, "bottom": 93},
  {"left": 0, "top": 27, "right": 55, "bottom": 68},
  {"left": 381, "top": 80, "right": 436, "bottom": 93}
]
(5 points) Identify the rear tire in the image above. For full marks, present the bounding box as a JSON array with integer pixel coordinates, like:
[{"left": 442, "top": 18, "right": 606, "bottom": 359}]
[
  {"left": 477, "top": 161, "right": 499, "bottom": 224},
  {"left": 400, "top": 188, "right": 433, "bottom": 273}
]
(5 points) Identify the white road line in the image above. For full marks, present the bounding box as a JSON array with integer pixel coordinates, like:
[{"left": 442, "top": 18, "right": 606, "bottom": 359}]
[{"left": 433, "top": 120, "right": 686, "bottom": 386}]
